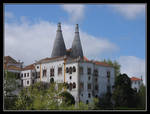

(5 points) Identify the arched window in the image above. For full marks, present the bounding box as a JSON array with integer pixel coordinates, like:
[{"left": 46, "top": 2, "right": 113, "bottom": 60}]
[
  {"left": 73, "top": 82, "right": 76, "bottom": 88},
  {"left": 73, "top": 66, "right": 76, "bottom": 72},
  {"left": 50, "top": 78, "right": 54, "bottom": 83},
  {"left": 69, "top": 67, "right": 72, "bottom": 74},
  {"left": 69, "top": 83, "right": 73, "bottom": 91},
  {"left": 66, "top": 67, "right": 69, "bottom": 73}
]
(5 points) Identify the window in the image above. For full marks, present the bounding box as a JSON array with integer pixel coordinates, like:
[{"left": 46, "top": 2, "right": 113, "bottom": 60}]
[
  {"left": 80, "top": 82, "right": 84, "bottom": 90},
  {"left": 32, "top": 72, "right": 35, "bottom": 77},
  {"left": 88, "top": 76, "right": 91, "bottom": 80},
  {"left": 95, "top": 95, "right": 98, "bottom": 98},
  {"left": 88, "top": 93, "right": 91, "bottom": 98},
  {"left": 37, "top": 66, "right": 39, "bottom": 69},
  {"left": 43, "top": 69, "right": 47, "bottom": 77},
  {"left": 79, "top": 67, "right": 83, "bottom": 74},
  {"left": 58, "top": 67, "right": 62, "bottom": 75},
  {"left": 73, "top": 66, "right": 76, "bottom": 72},
  {"left": 66, "top": 67, "right": 69, "bottom": 73},
  {"left": 135, "top": 81, "right": 137, "bottom": 84},
  {"left": 88, "top": 83, "right": 91, "bottom": 90},
  {"left": 69, "top": 83, "right": 73, "bottom": 91},
  {"left": 86, "top": 100, "right": 89, "bottom": 104},
  {"left": 95, "top": 78, "right": 98, "bottom": 82},
  {"left": 36, "top": 72, "right": 40, "bottom": 78},
  {"left": 95, "top": 85, "right": 98, "bottom": 91},
  {"left": 27, "top": 80, "right": 29, "bottom": 85},
  {"left": 50, "top": 78, "right": 54, "bottom": 83},
  {"left": 27, "top": 73, "right": 29, "bottom": 77},
  {"left": 21, "top": 73, "right": 23, "bottom": 78},
  {"left": 94, "top": 69, "right": 98, "bottom": 76},
  {"left": 50, "top": 68, "right": 54, "bottom": 76},
  {"left": 24, "top": 73, "right": 26, "bottom": 77},
  {"left": 21, "top": 80, "right": 23, "bottom": 86},
  {"left": 73, "top": 82, "right": 76, "bottom": 88},
  {"left": 107, "top": 71, "right": 110, "bottom": 78},
  {"left": 88, "top": 68, "right": 91, "bottom": 75},
  {"left": 69, "top": 67, "right": 72, "bottom": 74},
  {"left": 32, "top": 80, "right": 34, "bottom": 84},
  {"left": 70, "top": 76, "right": 72, "bottom": 80}
]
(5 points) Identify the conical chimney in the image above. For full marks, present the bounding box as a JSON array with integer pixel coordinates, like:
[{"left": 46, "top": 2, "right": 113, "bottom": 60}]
[
  {"left": 51, "top": 22, "right": 66, "bottom": 57},
  {"left": 71, "top": 24, "right": 84, "bottom": 59}
]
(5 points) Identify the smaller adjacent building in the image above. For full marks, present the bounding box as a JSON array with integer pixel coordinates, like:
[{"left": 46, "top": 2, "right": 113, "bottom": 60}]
[{"left": 130, "top": 76, "right": 143, "bottom": 92}]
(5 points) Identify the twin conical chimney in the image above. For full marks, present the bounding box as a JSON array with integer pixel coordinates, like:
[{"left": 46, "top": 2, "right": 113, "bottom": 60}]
[{"left": 51, "top": 23, "right": 84, "bottom": 58}]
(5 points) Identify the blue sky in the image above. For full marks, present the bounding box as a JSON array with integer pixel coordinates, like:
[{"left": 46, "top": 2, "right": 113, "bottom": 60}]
[{"left": 4, "top": 4, "right": 146, "bottom": 83}]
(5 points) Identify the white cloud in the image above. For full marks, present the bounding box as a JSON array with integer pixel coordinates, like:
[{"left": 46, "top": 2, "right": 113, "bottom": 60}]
[
  {"left": 110, "top": 4, "right": 145, "bottom": 19},
  {"left": 117, "top": 56, "right": 146, "bottom": 84},
  {"left": 5, "top": 15, "right": 118, "bottom": 66},
  {"left": 5, "top": 11, "right": 14, "bottom": 19},
  {"left": 61, "top": 4, "right": 85, "bottom": 23}
]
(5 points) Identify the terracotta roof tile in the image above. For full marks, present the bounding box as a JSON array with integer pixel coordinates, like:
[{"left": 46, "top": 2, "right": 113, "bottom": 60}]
[
  {"left": 22, "top": 64, "right": 35, "bottom": 71},
  {"left": 130, "top": 77, "right": 141, "bottom": 81}
]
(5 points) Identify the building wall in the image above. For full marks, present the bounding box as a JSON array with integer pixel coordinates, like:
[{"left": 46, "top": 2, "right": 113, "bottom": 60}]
[
  {"left": 21, "top": 70, "right": 32, "bottom": 87},
  {"left": 131, "top": 80, "right": 142, "bottom": 92}
]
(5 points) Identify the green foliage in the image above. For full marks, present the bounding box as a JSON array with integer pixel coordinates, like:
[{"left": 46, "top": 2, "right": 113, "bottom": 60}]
[
  {"left": 59, "top": 91, "right": 75, "bottom": 106},
  {"left": 112, "top": 74, "right": 138, "bottom": 108},
  {"left": 4, "top": 71, "right": 20, "bottom": 110}
]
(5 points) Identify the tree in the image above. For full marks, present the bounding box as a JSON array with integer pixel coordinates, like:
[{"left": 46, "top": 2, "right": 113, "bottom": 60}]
[
  {"left": 136, "top": 84, "right": 146, "bottom": 109},
  {"left": 4, "top": 71, "right": 20, "bottom": 110},
  {"left": 112, "top": 73, "right": 138, "bottom": 108}
]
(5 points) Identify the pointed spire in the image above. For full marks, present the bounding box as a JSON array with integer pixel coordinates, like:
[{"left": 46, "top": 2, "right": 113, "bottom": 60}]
[
  {"left": 51, "top": 22, "right": 66, "bottom": 58},
  {"left": 71, "top": 24, "right": 84, "bottom": 59}
]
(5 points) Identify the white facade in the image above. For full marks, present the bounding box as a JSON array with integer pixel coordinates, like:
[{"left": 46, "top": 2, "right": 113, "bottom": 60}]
[
  {"left": 131, "top": 79, "right": 143, "bottom": 92},
  {"left": 20, "top": 57, "right": 115, "bottom": 104}
]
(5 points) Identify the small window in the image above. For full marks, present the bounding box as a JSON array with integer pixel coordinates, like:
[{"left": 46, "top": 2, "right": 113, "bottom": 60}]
[
  {"left": 88, "top": 83, "right": 91, "bottom": 90},
  {"left": 21, "top": 73, "right": 23, "bottom": 78},
  {"left": 27, "top": 80, "right": 29, "bottom": 85},
  {"left": 50, "top": 68, "right": 54, "bottom": 76},
  {"left": 32, "top": 80, "right": 34, "bottom": 84},
  {"left": 95, "top": 78, "right": 98, "bottom": 82},
  {"left": 88, "top": 93, "right": 91, "bottom": 98},
  {"left": 107, "top": 71, "right": 110, "bottom": 78},
  {"left": 50, "top": 78, "right": 54, "bottom": 83},
  {"left": 69, "top": 83, "right": 73, "bottom": 91},
  {"left": 70, "top": 76, "right": 72, "bottom": 80},
  {"left": 73, "top": 82, "right": 76, "bottom": 88},
  {"left": 88, "top": 76, "right": 91, "bottom": 80},
  {"left": 69, "top": 67, "right": 72, "bottom": 74},
  {"left": 43, "top": 69, "right": 47, "bottom": 77},
  {"left": 58, "top": 67, "right": 62, "bottom": 75},
  {"left": 86, "top": 100, "right": 89, "bottom": 104},
  {"left": 24, "top": 73, "right": 26, "bottom": 77},
  {"left": 79, "top": 67, "right": 83, "bottom": 74},
  {"left": 27, "top": 73, "right": 29, "bottom": 77},
  {"left": 37, "top": 66, "right": 39, "bottom": 69},
  {"left": 73, "top": 66, "right": 76, "bottom": 72},
  {"left": 88, "top": 68, "right": 91, "bottom": 75},
  {"left": 95, "top": 85, "right": 98, "bottom": 91},
  {"left": 80, "top": 82, "right": 84, "bottom": 90},
  {"left": 94, "top": 69, "right": 98, "bottom": 76},
  {"left": 66, "top": 67, "right": 69, "bottom": 73}
]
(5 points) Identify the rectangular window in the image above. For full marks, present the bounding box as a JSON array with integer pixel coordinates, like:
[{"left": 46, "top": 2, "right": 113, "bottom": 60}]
[
  {"left": 36, "top": 72, "right": 40, "bottom": 78},
  {"left": 88, "top": 68, "right": 91, "bottom": 75},
  {"left": 88, "top": 83, "right": 91, "bottom": 90},
  {"left": 32, "top": 72, "right": 35, "bottom": 77},
  {"left": 58, "top": 67, "right": 62, "bottom": 75},
  {"left": 107, "top": 71, "right": 110, "bottom": 78},
  {"left": 43, "top": 69, "right": 47, "bottom": 77},
  {"left": 24, "top": 73, "right": 26, "bottom": 77},
  {"left": 27, "top": 80, "right": 29, "bottom": 85},
  {"left": 80, "top": 82, "right": 84, "bottom": 90},
  {"left": 94, "top": 69, "right": 98, "bottom": 76},
  {"left": 27, "top": 73, "right": 29, "bottom": 77},
  {"left": 95, "top": 85, "right": 98, "bottom": 91},
  {"left": 21, "top": 73, "right": 23, "bottom": 78},
  {"left": 88, "top": 93, "right": 91, "bottom": 98},
  {"left": 50, "top": 68, "right": 54, "bottom": 76},
  {"left": 79, "top": 67, "right": 83, "bottom": 74}
]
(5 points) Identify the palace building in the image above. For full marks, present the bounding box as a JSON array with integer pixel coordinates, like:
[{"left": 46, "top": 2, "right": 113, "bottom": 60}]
[{"left": 5, "top": 23, "right": 115, "bottom": 104}]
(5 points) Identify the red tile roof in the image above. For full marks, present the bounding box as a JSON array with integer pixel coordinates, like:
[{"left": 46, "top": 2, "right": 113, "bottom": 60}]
[
  {"left": 4, "top": 65, "right": 21, "bottom": 71},
  {"left": 4, "top": 56, "right": 20, "bottom": 64},
  {"left": 22, "top": 64, "right": 35, "bottom": 71},
  {"left": 130, "top": 77, "right": 141, "bottom": 81}
]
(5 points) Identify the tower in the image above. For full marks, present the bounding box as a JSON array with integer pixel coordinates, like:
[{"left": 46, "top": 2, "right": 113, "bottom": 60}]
[
  {"left": 51, "top": 22, "right": 66, "bottom": 58},
  {"left": 71, "top": 24, "right": 84, "bottom": 59}
]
